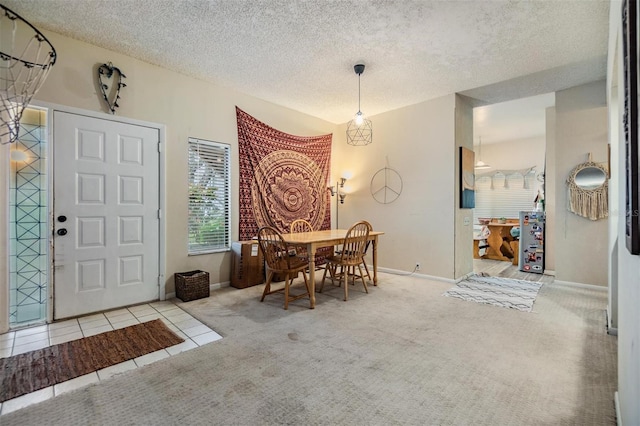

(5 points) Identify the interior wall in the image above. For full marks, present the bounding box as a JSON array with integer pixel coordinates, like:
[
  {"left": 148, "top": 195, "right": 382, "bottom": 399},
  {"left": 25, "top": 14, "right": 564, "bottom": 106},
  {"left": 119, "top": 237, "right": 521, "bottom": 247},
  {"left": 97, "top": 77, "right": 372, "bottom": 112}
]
[
  {"left": 609, "top": 0, "right": 639, "bottom": 422},
  {"left": 545, "top": 107, "right": 557, "bottom": 272},
  {"left": 553, "top": 80, "right": 608, "bottom": 286},
  {"left": 454, "top": 95, "right": 474, "bottom": 279},
  {"left": 19, "top": 30, "right": 337, "bottom": 295},
  {"left": 333, "top": 94, "right": 458, "bottom": 280},
  {"left": 479, "top": 136, "right": 546, "bottom": 189}
]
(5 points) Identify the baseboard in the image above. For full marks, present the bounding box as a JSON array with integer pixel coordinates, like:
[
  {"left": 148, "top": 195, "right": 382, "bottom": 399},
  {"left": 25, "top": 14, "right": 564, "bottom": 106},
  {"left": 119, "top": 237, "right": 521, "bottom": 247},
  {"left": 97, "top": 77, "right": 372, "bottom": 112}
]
[
  {"left": 376, "top": 267, "right": 456, "bottom": 284},
  {"left": 606, "top": 308, "right": 618, "bottom": 336},
  {"left": 165, "top": 281, "right": 231, "bottom": 300},
  {"left": 614, "top": 391, "right": 621, "bottom": 426},
  {"left": 543, "top": 269, "right": 556, "bottom": 276},
  {"left": 211, "top": 281, "right": 231, "bottom": 291},
  {"left": 553, "top": 280, "right": 608, "bottom": 291}
]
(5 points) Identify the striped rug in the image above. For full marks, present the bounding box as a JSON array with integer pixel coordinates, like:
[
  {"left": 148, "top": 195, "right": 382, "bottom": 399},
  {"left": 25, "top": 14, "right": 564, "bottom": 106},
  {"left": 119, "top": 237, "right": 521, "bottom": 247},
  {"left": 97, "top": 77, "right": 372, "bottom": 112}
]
[{"left": 444, "top": 275, "right": 543, "bottom": 312}]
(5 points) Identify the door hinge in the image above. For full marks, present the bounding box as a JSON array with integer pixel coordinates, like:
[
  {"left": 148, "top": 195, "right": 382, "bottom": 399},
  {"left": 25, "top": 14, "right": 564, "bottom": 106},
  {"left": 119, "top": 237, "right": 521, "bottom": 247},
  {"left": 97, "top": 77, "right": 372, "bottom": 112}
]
[
  {"left": 157, "top": 141, "right": 161, "bottom": 153},
  {"left": 157, "top": 209, "right": 161, "bottom": 219},
  {"left": 158, "top": 276, "right": 161, "bottom": 287}
]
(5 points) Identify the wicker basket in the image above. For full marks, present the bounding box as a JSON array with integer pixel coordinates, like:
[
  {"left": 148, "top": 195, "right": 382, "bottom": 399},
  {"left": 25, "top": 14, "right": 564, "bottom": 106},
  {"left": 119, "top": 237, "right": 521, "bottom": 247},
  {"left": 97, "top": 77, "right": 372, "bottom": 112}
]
[{"left": 175, "top": 270, "right": 210, "bottom": 302}]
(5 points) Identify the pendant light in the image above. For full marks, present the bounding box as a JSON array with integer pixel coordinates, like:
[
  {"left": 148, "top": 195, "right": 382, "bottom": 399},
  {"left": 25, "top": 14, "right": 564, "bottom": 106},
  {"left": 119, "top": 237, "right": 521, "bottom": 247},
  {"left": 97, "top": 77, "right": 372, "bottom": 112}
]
[
  {"left": 474, "top": 137, "right": 491, "bottom": 170},
  {"left": 346, "top": 64, "right": 373, "bottom": 146}
]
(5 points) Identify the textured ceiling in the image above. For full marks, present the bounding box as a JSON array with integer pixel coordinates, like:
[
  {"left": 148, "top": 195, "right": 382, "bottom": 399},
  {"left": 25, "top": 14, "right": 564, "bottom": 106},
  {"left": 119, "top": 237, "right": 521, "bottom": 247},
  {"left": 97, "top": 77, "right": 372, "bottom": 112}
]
[{"left": 3, "top": 0, "right": 609, "bottom": 125}]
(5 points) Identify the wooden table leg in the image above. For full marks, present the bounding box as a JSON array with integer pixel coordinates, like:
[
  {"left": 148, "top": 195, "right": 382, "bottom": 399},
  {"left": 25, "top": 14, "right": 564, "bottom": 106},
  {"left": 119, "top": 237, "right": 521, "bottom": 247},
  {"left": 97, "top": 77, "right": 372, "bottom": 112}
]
[
  {"left": 307, "top": 243, "right": 316, "bottom": 308},
  {"left": 486, "top": 229, "right": 509, "bottom": 261},
  {"left": 372, "top": 236, "right": 379, "bottom": 286}
]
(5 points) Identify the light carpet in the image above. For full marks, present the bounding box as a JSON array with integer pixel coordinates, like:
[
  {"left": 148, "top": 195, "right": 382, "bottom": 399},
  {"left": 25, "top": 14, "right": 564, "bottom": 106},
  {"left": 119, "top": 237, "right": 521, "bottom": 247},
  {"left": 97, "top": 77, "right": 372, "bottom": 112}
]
[
  {"left": 1, "top": 273, "right": 617, "bottom": 425},
  {"left": 444, "top": 274, "right": 544, "bottom": 312}
]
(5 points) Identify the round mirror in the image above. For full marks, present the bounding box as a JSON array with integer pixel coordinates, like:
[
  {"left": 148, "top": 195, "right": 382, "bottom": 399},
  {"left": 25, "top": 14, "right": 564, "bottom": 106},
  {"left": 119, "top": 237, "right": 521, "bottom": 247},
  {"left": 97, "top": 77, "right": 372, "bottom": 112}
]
[{"left": 574, "top": 166, "right": 606, "bottom": 190}]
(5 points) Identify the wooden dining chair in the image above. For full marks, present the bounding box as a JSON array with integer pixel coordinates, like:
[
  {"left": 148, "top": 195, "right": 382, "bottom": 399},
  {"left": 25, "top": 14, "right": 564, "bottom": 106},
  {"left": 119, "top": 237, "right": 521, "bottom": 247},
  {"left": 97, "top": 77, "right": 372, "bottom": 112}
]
[
  {"left": 290, "top": 218, "right": 313, "bottom": 234},
  {"left": 257, "top": 226, "right": 311, "bottom": 310},
  {"left": 289, "top": 218, "right": 313, "bottom": 258},
  {"left": 290, "top": 218, "right": 326, "bottom": 271},
  {"left": 353, "top": 220, "right": 374, "bottom": 283},
  {"left": 320, "top": 221, "right": 370, "bottom": 301}
]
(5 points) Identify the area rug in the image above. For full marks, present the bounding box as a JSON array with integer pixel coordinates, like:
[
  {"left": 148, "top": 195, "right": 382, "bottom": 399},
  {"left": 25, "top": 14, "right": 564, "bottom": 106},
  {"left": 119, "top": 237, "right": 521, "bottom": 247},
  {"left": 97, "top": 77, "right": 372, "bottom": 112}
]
[
  {"left": 443, "top": 275, "right": 544, "bottom": 312},
  {"left": 0, "top": 319, "right": 183, "bottom": 403}
]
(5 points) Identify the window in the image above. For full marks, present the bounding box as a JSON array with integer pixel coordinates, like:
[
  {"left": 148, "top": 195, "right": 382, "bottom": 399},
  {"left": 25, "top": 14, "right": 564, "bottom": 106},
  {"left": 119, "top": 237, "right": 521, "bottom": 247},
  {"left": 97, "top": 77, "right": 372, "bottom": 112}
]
[
  {"left": 188, "top": 138, "right": 230, "bottom": 254},
  {"left": 473, "top": 172, "right": 538, "bottom": 225}
]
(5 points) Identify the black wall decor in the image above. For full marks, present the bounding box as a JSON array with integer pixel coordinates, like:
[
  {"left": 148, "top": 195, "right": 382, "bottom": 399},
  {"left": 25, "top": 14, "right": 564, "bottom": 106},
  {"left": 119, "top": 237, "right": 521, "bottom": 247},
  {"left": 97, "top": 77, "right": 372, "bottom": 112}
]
[
  {"left": 97, "top": 62, "right": 126, "bottom": 114},
  {"left": 622, "top": 0, "right": 640, "bottom": 255}
]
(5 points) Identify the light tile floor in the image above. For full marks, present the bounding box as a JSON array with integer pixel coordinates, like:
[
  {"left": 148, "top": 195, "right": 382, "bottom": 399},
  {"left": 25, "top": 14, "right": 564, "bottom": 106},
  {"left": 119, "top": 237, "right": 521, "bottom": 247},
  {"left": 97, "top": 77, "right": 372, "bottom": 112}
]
[{"left": 0, "top": 300, "right": 221, "bottom": 416}]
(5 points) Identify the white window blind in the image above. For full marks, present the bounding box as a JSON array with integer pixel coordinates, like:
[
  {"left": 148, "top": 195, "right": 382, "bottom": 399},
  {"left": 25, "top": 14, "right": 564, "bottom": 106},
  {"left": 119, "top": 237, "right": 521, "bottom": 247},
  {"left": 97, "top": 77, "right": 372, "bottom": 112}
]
[
  {"left": 473, "top": 173, "right": 537, "bottom": 223},
  {"left": 188, "top": 138, "right": 230, "bottom": 254}
]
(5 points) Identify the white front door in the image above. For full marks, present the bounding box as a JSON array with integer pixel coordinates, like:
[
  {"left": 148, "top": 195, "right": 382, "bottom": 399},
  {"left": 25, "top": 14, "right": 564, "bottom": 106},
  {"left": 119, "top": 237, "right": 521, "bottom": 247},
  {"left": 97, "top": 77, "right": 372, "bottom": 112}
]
[{"left": 53, "top": 111, "right": 160, "bottom": 319}]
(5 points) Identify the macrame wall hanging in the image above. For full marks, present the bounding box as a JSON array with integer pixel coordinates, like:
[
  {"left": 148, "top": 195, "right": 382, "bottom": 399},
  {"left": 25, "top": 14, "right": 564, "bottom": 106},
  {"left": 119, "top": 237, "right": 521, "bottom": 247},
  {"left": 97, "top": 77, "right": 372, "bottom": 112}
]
[
  {"left": 475, "top": 167, "right": 537, "bottom": 190},
  {"left": 566, "top": 156, "right": 608, "bottom": 221}
]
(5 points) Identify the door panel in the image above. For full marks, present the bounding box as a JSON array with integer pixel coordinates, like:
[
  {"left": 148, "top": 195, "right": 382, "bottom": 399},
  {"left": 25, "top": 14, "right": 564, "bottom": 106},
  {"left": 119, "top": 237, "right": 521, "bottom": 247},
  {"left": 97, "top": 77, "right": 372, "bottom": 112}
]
[{"left": 53, "top": 112, "right": 160, "bottom": 319}]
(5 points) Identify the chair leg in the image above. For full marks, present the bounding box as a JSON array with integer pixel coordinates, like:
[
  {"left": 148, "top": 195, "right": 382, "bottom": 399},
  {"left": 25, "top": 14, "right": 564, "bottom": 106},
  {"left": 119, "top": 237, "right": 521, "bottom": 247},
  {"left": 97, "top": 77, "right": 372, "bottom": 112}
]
[
  {"left": 343, "top": 267, "right": 348, "bottom": 301},
  {"left": 261, "top": 271, "right": 274, "bottom": 302},
  {"left": 284, "top": 273, "right": 291, "bottom": 310},
  {"left": 357, "top": 264, "right": 368, "bottom": 293},
  {"left": 301, "top": 270, "right": 311, "bottom": 303},
  {"left": 362, "top": 261, "right": 371, "bottom": 282},
  {"left": 320, "top": 264, "right": 330, "bottom": 293}
]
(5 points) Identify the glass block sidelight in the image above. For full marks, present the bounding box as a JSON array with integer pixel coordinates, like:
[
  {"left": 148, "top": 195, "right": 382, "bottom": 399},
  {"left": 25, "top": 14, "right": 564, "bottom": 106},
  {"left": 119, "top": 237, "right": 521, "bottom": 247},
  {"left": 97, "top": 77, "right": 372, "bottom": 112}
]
[{"left": 9, "top": 111, "right": 48, "bottom": 326}]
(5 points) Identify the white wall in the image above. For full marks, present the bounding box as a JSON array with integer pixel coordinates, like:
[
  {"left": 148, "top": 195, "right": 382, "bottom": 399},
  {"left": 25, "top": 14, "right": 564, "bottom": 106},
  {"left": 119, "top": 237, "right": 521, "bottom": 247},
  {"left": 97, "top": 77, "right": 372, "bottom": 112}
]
[
  {"left": 609, "top": 0, "right": 640, "bottom": 423},
  {"left": 333, "top": 94, "right": 459, "bottom": 280},
  {"left": 545, "top": 107, "right": 557, "bottom": 272},
  {"left": 552, "top": 81, "right": 609, "bottom": 287},
  {"left": 478, "top": 136, "right": 546, "bottom": 180},
  {"left": 455, "top": 95, "right": 475, "bottom": 279},
  {"left": 2, "top": 30, "right": 337, "bottom": 298}
]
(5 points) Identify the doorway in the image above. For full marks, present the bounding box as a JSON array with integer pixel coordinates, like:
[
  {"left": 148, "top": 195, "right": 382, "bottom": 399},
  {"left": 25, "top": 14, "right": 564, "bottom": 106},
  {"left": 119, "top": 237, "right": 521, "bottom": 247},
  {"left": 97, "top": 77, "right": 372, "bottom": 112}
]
[
  {"left": 52, "top": 111, "right": 162, "bottom": 319},
  {"left": 472, "top": 93, "right": 553, "bottom": 272}
]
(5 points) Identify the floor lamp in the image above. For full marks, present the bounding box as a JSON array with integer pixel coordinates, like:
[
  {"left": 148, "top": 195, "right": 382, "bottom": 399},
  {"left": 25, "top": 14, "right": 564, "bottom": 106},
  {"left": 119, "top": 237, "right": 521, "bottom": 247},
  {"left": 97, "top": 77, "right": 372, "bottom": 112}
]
[{"left": 329, "top": 178, "right": 347, "bottom": 228}]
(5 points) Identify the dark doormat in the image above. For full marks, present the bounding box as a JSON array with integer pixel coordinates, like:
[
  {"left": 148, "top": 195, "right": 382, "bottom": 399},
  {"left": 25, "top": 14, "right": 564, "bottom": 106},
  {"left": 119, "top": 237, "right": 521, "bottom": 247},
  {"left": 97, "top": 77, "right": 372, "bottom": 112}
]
[{"left": 0, "top": 319, "right": 184, "bottom": 403}]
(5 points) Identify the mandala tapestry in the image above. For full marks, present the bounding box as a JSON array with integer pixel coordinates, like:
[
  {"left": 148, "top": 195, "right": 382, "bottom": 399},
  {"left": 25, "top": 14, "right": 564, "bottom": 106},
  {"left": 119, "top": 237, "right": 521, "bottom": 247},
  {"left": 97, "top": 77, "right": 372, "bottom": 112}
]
[{"left": 236, "top": 107, "right": 332, "bottom": 240}]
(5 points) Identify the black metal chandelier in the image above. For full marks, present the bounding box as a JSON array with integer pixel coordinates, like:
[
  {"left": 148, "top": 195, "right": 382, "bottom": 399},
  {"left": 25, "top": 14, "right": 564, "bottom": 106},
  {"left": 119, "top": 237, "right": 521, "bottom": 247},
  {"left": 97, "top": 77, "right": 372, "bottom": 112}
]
[{"left": 346, "top": 64, "right": 372, "bottom": 146}]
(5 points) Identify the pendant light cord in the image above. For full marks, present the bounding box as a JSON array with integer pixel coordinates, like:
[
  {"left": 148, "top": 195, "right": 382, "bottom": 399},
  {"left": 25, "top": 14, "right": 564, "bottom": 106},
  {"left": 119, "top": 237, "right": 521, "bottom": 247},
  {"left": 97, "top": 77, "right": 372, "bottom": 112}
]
[{"left": 358, "top": 73, "right": 362, "bottom": 113}]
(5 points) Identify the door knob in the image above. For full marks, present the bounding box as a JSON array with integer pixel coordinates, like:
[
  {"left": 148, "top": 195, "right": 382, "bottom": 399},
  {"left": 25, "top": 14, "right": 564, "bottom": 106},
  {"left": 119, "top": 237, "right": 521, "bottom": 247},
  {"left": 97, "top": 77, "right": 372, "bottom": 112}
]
[
  {"left": 57, "top": 215, "right": 67, "bottom": 222},
  {"left": 57, "top": 228, "right": 68, "bottom": 236}
]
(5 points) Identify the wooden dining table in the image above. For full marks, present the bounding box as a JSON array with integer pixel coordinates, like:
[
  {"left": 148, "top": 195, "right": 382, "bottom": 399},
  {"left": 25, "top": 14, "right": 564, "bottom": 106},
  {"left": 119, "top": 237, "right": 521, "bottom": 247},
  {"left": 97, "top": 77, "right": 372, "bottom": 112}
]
[
  {"left": 483, "top": 222, "right": 517, "bottom": 261},
  {"left": 281, "top": 229, "right": 384, "bottom": 308}
]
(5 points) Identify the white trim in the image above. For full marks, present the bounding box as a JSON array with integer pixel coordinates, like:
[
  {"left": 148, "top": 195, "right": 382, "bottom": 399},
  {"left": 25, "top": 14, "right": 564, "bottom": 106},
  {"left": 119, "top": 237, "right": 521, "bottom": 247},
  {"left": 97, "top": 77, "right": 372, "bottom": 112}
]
[
  {"left": 553, "top": 280, "right": 608, "bottom": 291},
  {"left": 158, "top": 126, "right": 166, "bottom": 300},
  {"left": 614, "top": 391, "right": 621, "bottom": 426},
  {"left": 606, "top": 308, "right": 618, "bottom": 336},
  {"left": 0, "top": 142, "right": 9, "bottom": 334},
  {"left": 543, "top": 269, "right": 556, "bottom": 276},
  {"left": 32, "top": 100, "right": 167, "bottom": 315}
]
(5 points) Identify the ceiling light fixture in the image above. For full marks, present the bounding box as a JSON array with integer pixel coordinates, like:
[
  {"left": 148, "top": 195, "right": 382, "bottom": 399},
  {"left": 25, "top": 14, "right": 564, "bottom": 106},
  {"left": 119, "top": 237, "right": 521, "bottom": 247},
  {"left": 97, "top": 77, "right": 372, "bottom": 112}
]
[
  {"left": 346, "top": 64, "right": 372, "bottom": 146},
  {"left": 474, "top": 137, "right": 491, "bottom": 170}
]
